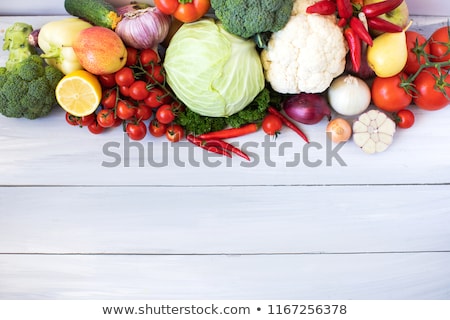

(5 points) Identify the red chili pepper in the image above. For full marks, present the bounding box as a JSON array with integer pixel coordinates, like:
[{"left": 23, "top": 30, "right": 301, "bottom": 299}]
[
  {"left": 336, "top": 0, "right": 353, "bottom": 20},
  {"left": 366, "top": 16, "right": 403, "bottom": 33},
  {"left": 344, "top": 27, "right": 362, "bottom": 73},
  {"left": 361, "top": 0, "right": 403, "bottom": 18},
  {"left": 205, "top": 139, "right": 250, "bottom": 161},
  {"left": 349, "top": 16, "right": 373, "bottom": 46},
  {"left": 197, "top": 123, "right": 259, "bottom": 140},
  {"left": 267, "top": 107, "right": 309, "bottom": 143},
  {"left": 306, "top": 0, "right": 337, "bottom": 15},
  {"left": 186, "top": 134, "right": 232, "bottom": 158},
  {"left": 337, "top": 17, "right": 348, "bottom": 28}
]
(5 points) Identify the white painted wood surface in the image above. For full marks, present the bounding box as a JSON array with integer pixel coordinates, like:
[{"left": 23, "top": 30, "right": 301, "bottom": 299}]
[{"left": 1, "top": 5, "right": 450, "bottom": 300}]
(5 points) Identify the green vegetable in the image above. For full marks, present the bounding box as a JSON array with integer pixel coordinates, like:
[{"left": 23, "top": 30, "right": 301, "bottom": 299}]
[
  {"left": 2, "top": 22, "right": 36, "bottom": 71},
  {"left": 210, "top": 0, "right": 294, "bottom": 39},
  {"left": 176, "top": 88, "right": 274, "bottom": 135},
  {"left": 64, "top": 0, "right": 122, "bottom": 29},
  {"left": 0, "top": 23, "right": 64, "bottom": 119},
  {"left": 164, "top": 19, "right": 265, "bottom": 118}
]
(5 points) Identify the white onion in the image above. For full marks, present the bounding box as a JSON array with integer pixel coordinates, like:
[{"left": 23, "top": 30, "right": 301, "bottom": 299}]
[
  {"left": 115, "top": 7, "right": 171, "bottom": 50},
  {"left": 327, "top": 74, "right": 371, "bottom": 116}
]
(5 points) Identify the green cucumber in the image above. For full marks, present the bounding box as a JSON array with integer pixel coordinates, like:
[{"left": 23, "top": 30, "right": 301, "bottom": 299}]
[{"left": 64, "top": 0, "right": 122, "bottom": 29}]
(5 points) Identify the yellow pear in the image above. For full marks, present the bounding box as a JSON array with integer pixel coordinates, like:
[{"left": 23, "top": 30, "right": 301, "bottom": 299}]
[{"left": 367, "top": 22, "right": 411, "bottom": 78}]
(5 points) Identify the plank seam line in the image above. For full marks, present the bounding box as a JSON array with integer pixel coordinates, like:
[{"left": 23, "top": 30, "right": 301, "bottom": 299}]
[
  {"left": 1, "top": 183, "right": 449, "bottom": 188},
  {"left": 1, "top": 251, "right": 450, "bottom": 256}
]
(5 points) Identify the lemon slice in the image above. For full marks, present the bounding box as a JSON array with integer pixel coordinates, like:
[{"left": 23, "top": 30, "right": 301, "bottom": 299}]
[{"left": 55, "top": 70, "right": 102, "bottom": 117}]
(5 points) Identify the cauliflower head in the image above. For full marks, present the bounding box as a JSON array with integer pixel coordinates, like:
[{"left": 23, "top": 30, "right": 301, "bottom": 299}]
[{"left": 261, "top": 0, "right": 347, "bottom": 94}]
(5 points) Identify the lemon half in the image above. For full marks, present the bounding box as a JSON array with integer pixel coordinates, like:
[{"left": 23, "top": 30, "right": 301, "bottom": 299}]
[{"left": 55, "top": 70, "right": 102, "bottom": 117}]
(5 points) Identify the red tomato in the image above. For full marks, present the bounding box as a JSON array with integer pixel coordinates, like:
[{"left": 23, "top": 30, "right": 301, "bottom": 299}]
[
  {"left": 154, "top": 0, "right": 210, "bottom": 23},
  {"left": 371, "top": 73, "right": 413, "bottom": 112},
  {"left": 404, "top": 31, "right": 431, "bottom": 75},
  {"left": 135, "top": 104, "right": 153, "bottom": 121},
  {"left": 165, "top": 124, "right": 184, "bottom": 142},
  {"left": 126, "top": 121, "right": 147, "bottom": 141},
  {"left": 413, "top": 67, "right": 450, "bottom": 111},
  {"left": 97, "top": 109, "right": 116, "bottom": 128},
  {"left": 126, "top": 47, "right": 138, "bottom": 66},
  {"left": 155, "top": 104, "right": 176, "bottom": 124},
  {"left": 65, "top": 112, "right": 80, "bottom": 126},
  {"left": 88, "top": 120, "right": 105, "bottom": 134},
  {"left": 101, "top": 88, "right": 118, "bottom": 109},
  {"left": 98, "top": 73, "right": 116, "bottom": 88},
  {"left": 144, "top": 87, "right": 172, "bottom": 108},
  {"left": 139, "top": 48, "right": 159, "bottom": 67},
  {"left": 119, "top": 85, "right": 130, "bottom": 97},
  {"left": 129, "top": 80, "right": 150, "bottom": 101},
  {"left": 115, "top": 67, "right": 135, "bottom": 87},
  {"left": 262, "top": 114, "right": 283, "bottom": 136},
  {"left": 146, "top": 64, "right": 165, "bottom": 84},
  {"left": 149, "top": 119, "right": 167, "bottom": 137},
  {"left": 116, "top": 100, "right": 137, "bottom": 120},
  {"left": 429, "top": 26, "right": 450, "bottom": 63},
  {"left": 112, "top": 117, "right": 123, "bottom": 128},
  {"left": 80, "top": 113, "right": 96, "bottom": 127},
  {"left": 394, "top": 109, "right": 415, "bottom": 129}
]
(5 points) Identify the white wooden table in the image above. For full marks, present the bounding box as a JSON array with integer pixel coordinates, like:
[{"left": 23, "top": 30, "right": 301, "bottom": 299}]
[{"left": 1, "top": 3, "right": 450, "bottom": 300}]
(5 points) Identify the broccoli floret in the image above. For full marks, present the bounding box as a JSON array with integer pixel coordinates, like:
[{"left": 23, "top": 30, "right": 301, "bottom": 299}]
[
  {"left": 211, "top": 0, "right": 294, "bottom": 39},
  {"left": 0, "top": 22, "right": 64, "bottom": 119}
]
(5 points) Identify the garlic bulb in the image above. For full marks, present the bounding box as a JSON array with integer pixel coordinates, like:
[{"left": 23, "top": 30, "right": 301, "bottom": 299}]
[
  {"left": 353, "top": 110, "right": 396, "bottom": 154},
  {"left": 115, "top": 7, "right": 171, "bottom": 50}
]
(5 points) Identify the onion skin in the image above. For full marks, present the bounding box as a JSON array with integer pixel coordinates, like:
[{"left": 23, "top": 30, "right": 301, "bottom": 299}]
[
  {"left": 283, "top": 93, "right": 332, "bottom": 125},
  {"left": 115, "top": 7, "right": 171, "bottom": 50}
]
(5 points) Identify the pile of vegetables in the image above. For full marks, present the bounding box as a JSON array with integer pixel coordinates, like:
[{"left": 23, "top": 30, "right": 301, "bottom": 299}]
[{"left": 1, "top": 0, "right": 449, "bottom": 158}]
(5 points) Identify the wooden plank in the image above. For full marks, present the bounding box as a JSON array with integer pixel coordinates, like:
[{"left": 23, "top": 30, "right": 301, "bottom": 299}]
[
  {"left": 1, "top": 104, "right": 450, "bottom": 186},
  {"left": 1, "top": 185, "right": 449, "bottom": 254},
  {"left": 1, "top": 252, "right": 449, "bottom": 299}
]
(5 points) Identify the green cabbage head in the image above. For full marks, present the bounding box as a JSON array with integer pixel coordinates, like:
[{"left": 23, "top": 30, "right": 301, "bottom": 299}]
[{"left": 163, "top": 19, "right": 265, "bottom": 117}]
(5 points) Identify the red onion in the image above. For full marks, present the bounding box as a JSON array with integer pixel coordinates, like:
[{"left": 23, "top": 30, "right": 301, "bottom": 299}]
[
  {"left": 115, "top": 7, "right": 171, "bottom": 50},
  {"left": 283, "top": 93, "right": 332, "bottom": 125}
]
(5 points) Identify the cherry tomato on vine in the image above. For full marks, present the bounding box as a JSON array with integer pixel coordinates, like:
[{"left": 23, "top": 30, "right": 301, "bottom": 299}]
[
  {"left": 135, "top": 104, "right": 153, "bottom": 121},
  {"left": 429, "top": 26, "right": 450, "bottom": 63},
  {"left": 149, "top": 119, "right": 167, "bottom": 137},
  {"left": 139, "top": 48, "right": 159, "bottom": 67},
  {"left": 126, "top": 47, "right": 138, "bottom": 66},
  {"left": 146, "top": 64, "right": 165, "bottom": 84},
  {"left": 394, "top": 109, "right": 415, "bottom": 129},
  {"left": 413, "top": 67, "right": 450, "bottom": 111},
  {"left": 371, "top": 72, "right": 413, "bottom": 112},
  {"left": 97, "top": 109, "right": 116, "bottom": 128},
  {"left": 165, "top": 124, "right": 184, "bottom": 142},
  {"left": 144, "top": 87, "right": 172, "bottom": 108},
  {"left": 88, "top": 120, "right": 105, "bottom": 134},
  {"left": 156, "top": 104, "right": 176, "bottom": 124},
  {"left": 101, "top": 88, "right": 118, "bottom": 109},
  {"left": 80, "top": 113, "right": 96, "bottom": 127},
  {"left": 129, "top": 80, "right": 150, "bottom": 101},
  {"left": 262, "top": 114, "right": 283, "bottom": 136},
  {"left": 116, "top": 100, "right": 137, "bottom": 120},
  {"left": 119, "top": 85, "right": 130, "bottom": 97},
  {"left": 112, "top": 117, "right": 123, "bottom": 128},
  {"left": 98, "top": 73, "right": 116, "bottom": 88},
  {"left": 115, "top": 67, "right": 135, "bottom": 87},
  {"left": 126, "top": 121, "right": 147, "bottom": 141},
  {"left": 404, "top": 31, "right": 431, "bottom": 75},
  {"left": 65, "top": 112, "right": 80, "bottom": 126}
]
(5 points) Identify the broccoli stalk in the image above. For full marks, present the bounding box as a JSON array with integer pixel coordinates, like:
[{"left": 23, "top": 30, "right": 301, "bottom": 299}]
[
  {"left": 211, "top": 0, "right": 294, "bottom": 47},
  {"left": 0, "top": 22, "right": 64, "bottom": 119}
]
